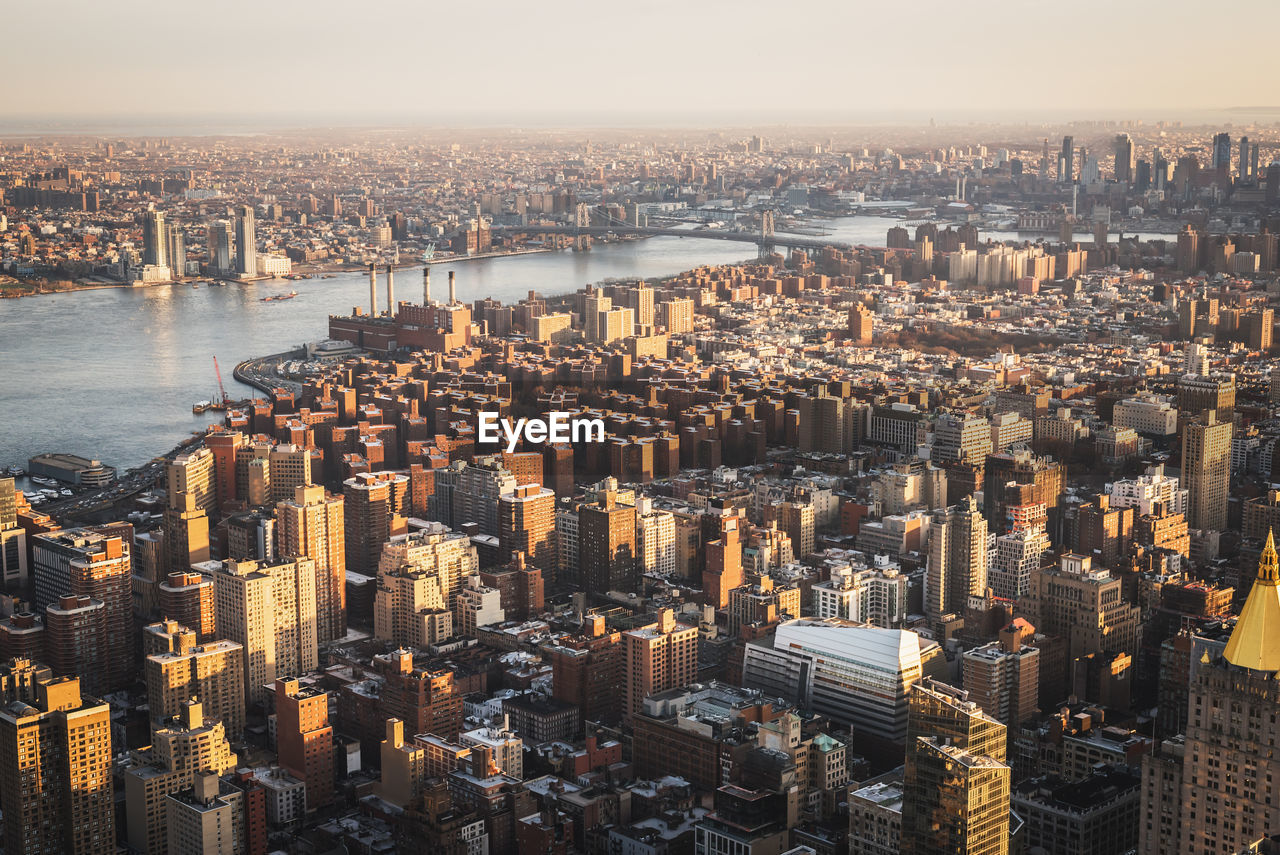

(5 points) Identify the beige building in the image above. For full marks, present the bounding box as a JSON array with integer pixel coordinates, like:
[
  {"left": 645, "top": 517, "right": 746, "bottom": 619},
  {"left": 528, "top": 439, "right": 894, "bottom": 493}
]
[
  {"left": 623, "top": 608, "right": 698, "bottom": 717},
  {"left": 1182, "top": 411, "right": 1232, "bottom": 532},
  {"left": 657, "top": 297, "right": 694, "bottom": 334},
  {"left": 166, "top": 771, "right": 243, "bottom": 855},
  {"left": 531, "top": 312, "right": 573, "bottom": 344},
  {"left": 498, "top": 484, "right": 556, "bottom": 574},
  {"left": 0, "top": 663, "right": 114, "bottom": 855},
  {"left": 168, "top": 448, "right": 216, "bottom": 515},
  {"left": 208, "top": 557, "right": 318, "bottom": 705},
  {"left": 124, "top": 700, "right": 238, "bottom": 855},
  {"left": 373, "top": 523, "right": 478, "bottom": 647},
  {"left": 380, "top": 719, "right": 424, "bottom": 808},
  {"left": 144, "top": 621, "right": 245, "bottom": 738},
  {"left": 275, "top": 484, "right": 346, "bottom": 644},
  {"left": 1024, "top": 554, "right": 1140, "bottom": 662}
]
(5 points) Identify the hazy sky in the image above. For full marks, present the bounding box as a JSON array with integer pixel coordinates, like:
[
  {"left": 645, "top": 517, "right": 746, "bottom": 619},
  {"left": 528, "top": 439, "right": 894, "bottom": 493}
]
[{"left": 7, "top": 0, "right": 1279, "bottom": 125}]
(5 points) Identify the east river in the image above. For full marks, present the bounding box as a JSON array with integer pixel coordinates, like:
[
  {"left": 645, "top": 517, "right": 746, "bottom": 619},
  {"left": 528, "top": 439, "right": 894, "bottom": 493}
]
[{"left": 0, "top": 216, "right": 1173, "bottom": 473}]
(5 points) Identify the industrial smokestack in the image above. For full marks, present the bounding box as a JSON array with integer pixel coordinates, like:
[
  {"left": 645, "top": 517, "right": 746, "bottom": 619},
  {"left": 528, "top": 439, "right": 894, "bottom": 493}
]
[
  {"left": 368, "top": 263, "right": 377, "bottom": 316},
  {"left": 385, "top": 264, "right": 394, "bottom": 315},
  {"left": 448, "top": 270, "right": 456, "bottom": 304},
  {"left": 423, "top": 267, "right": 431, "bottom": 305}
]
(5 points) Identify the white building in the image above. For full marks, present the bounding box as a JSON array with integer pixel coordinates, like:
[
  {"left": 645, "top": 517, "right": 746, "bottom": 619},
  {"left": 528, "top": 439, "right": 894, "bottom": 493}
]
[
  {"left": 255, "top": 254, "right": 292, "bottom": 277},
  {"left": 741, "top": 618, "right": 930, "bottom": 741},
  {"left": 636, "top": 498, "right": 676, "bottom": 576},
  {"left": 989, "top": 525, "right": 1049, "bottom": 600},
  {"left": 1107, "top": 466, "right": 1187, "bottom": 516},
  {"left": 811, "top": 557, "right": 907, "bottom": 628},
  {"left": 1112, "top": 396, "right": 1178, "bottom": 437}
]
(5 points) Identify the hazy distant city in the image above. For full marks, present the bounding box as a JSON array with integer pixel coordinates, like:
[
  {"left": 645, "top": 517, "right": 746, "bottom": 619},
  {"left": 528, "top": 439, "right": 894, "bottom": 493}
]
[{"left": 5, "top": 3, "right": 1280, "bottom": 855}]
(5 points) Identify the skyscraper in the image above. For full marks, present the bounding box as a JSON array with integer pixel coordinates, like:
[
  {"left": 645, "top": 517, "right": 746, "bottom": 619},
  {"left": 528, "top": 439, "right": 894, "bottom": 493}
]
[
  {"left": 343, "top": 471, "right": 409, "bottom": 575},
  {"left": 452, "top": 457, "right": 516, "bottom": 538},
  {"left": 579, "top": 488, "right": 637, "bottom": 595},
  {"left": 66, "top": 532, "right": 134, "bottom": 692},
  {"left": 1212, "top": 132, "right": 1232, "bottom": 173},
  {"left": 902, "top": 680, "right": 1010, "bottom": 855},
  {"left": 123, "top": 699, "right": 239, "bottom": 855},
  {"left": 1113, "top": 133, "right": 1134, "bottom": 183},
  {"left": 1060, "top": 136, "right": 1074, "bottom": 183},
  {"left": 168, "top": 448, "right": 217, "bottom": 515},
  {"left": 373, "top": 523, "right": 478, "bottom": 648},
  {"left": 275, "top": 484, "right": 346, "bottom": 644},
  {"left": 0, "top": 663, "right": 114, "bottom": 855},
  {"left": 497, "top": 484, "right": 556, "bottom": 575},
  {"left": 1182, "top": 411, "right": 1232, "bottom": 532},
  {"left": 926, "top": 496, "right": 988, "bottom": 635},
  {"left": 143, "top": 210, "right": 167, "bottom": 268},
  {"left": 207, "top": 220, "right": 232, "bottom": 273},
  {"left": 234, "top": 204, "right": 256, "bottom": 275},
  {"left": 1141, "top": 534, "right": 1280, "bottom": 853},
  {"left": 144, "top": 619, "right": 245, "bottom": 738},
  {"left": 166, "top": 226, "right": 186, "bottom": 275}
]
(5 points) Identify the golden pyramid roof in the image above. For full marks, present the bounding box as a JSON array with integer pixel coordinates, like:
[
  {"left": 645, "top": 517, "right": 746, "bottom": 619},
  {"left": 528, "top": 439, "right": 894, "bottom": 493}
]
[{"left": 1223, "top": 530, "right": 1280, "bottom": 672}]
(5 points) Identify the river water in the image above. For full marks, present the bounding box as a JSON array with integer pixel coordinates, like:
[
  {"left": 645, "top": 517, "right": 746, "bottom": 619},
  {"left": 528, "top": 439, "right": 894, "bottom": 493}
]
[{"left": 0, "top": 214, "right": 1173, "bottom": 473}]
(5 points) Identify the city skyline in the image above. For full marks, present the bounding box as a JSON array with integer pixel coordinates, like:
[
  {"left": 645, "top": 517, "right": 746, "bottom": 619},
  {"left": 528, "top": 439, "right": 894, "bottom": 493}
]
[{"left": 5, "top": 11, "right": 1280, "bottom": 850}]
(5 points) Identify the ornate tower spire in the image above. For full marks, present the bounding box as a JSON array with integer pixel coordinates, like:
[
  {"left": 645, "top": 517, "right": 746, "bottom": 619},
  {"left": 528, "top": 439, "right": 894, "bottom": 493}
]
[{"left": 1223, "top": 530, "right": 1280, "bottom": 671}]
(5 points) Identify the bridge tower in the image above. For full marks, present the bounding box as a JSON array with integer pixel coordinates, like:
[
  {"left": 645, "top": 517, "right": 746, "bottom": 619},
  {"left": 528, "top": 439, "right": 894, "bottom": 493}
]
[
  {"left": 758, "top": 210, "right": 776, "bottom": 259},
  {"left": 574, "top": 202, "right": 592, "bottom": 252}
]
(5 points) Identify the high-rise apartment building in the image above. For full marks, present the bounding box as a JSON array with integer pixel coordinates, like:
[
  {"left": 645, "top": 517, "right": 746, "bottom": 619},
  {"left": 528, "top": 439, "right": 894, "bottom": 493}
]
[
  {"left": 579, "top": 488, "right": 637, "bottom": 595},
  {"left": 168, "top": 448, "right": 217, "bottom": 515},
  {"left": 1182, "top": 411, "right": 1232, "bottom": 532},
  {"left": 374, "top": 648, "right": 463, "bottom": 740},
  {"left": 1024, "top": 554, "right": 1140, "bottom": 662},
  {"left": 961, "top": 619, "right": 1040, "bottom": 727},
  {"left": 1113, "top": 134, "right": 1134, "bottom": 183},
  {"left": 234, "top": 204, "right": 256, "bottom": 275},
  {"left": 623, "top": 608, "right": 698, "bottom": 718},
  {"left": 164, "top": 491, "right": 211, "bottom": 572},
  {"left": 166, "top": 771, "right": 245, "bottom": 855},
  {"left": 933, "top": 412, "right": 993, "bottom": 466},
  {"left": 343, "top": 471, "right": 410, "bottom": 575},
  {"left": 144, "top": 619, "right": 245, "bottom": 738},
  {"left": 123, "top": 699, "right": 239, "bottom": 855},
  {"left": 275, "top": 484, "right": 346, "bottom": 644},
  {"left": 453, "top": 457, "right": 516, "bottom": 538},
  {"left": 0, "top": 478, "right": 26, "bottom": 590},
  {"left": 497, "top": 484, "right": 556, "bottom": 574},
  {"left": 0, "top": 663, "right": 114, "bottom": 855},
  {"left": 208, "top": 557, "right": 318, "bottom": 706},
  {"left": 157, "top": 571, "right": 216, "bottom": 641},
  {"left": 373, "top": 523, "right": 478, "bottom": 648},
  {"left": 143, "top": 210, "right": 167, "bottom": 268},
  {"left": 927, "top": 496, "right": 988, "bottom": 635},
  {"left": 703, "top": 516, "right": 743, "bottom": 609},
  {"left": 44, "top": 595, "right": 104, "bottom": 694},
  {"left": 275, "top": 677, "right": 333, "bottom": 810},
  {"left": 208, "top": 220, "right": 232, "bottom": 272},
  {"left": 544, "top": 615, "right": 625, "bottom": 727},
  {"left": 35, "top": 529, "right": 135, "bottom": 692},
  {"left": 984, "top": 449, "right": 1064, "bottom": 538}
]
